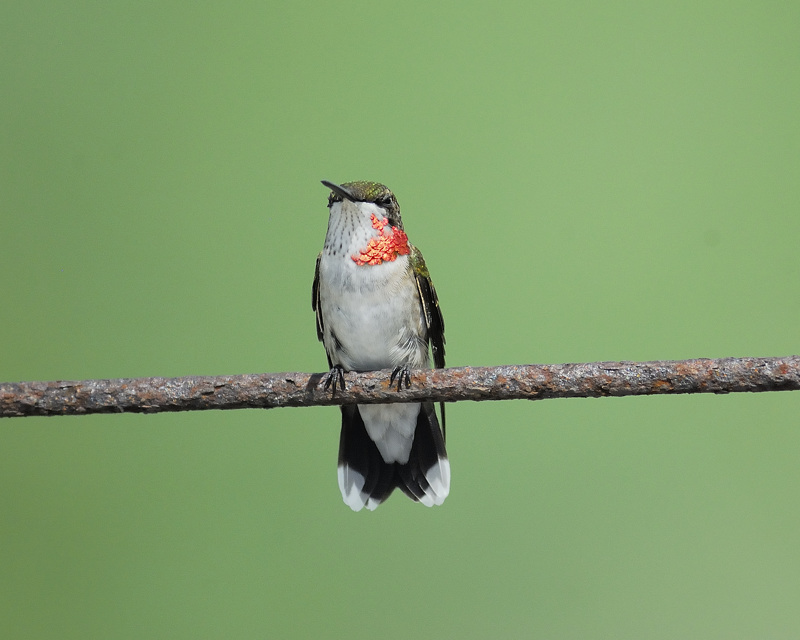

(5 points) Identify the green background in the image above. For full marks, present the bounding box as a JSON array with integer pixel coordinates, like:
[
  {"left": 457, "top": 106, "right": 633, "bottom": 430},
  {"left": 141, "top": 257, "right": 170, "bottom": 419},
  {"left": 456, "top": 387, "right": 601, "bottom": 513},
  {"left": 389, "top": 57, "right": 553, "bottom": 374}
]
[{"left": 2, "top": 1, "right": 799, "bottom": 638}]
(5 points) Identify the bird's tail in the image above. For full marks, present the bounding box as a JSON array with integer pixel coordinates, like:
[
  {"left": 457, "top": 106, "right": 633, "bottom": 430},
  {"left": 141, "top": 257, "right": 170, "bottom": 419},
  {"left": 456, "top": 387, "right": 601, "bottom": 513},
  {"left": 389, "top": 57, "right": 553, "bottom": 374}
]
[{"left": 337, "top": 403, "right": 450, "bottom": 511}]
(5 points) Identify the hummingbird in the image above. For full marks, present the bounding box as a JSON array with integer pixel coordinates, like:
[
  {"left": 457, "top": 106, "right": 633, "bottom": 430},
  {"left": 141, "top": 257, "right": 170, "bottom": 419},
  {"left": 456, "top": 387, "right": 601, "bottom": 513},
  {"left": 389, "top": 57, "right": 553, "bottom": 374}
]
[{"left": 312, "top": 180, "right": 449, "bottom": 511}]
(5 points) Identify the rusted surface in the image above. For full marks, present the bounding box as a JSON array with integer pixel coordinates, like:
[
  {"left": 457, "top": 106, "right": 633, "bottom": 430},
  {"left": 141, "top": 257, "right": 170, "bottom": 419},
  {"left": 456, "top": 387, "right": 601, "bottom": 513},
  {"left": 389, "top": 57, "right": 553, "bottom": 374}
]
[{"left": 1, "top": 356, "right": 798, "bottom": 418}]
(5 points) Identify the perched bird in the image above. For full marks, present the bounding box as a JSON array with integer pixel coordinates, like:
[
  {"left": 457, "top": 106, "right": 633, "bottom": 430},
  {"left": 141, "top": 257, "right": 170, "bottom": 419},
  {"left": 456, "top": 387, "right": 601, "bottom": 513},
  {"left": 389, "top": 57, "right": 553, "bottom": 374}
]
[{"left": 312, "top": 180, "right": 449, "bottom": 511}]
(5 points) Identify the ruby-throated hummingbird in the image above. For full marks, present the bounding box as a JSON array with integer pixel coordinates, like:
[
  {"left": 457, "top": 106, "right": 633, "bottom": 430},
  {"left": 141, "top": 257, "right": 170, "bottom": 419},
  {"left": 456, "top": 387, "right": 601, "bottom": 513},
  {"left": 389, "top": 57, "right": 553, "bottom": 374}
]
[{"left": 312, "top": 180, "right": 449, "bottom": 511}]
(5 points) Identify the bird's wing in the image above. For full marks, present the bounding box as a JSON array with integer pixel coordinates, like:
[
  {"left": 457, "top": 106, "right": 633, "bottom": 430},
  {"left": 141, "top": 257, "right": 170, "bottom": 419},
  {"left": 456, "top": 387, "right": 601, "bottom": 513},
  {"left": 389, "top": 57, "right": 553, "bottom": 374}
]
[
  {"left": 312, "top": 252, "right": 336, "bottom": 370},
  {"left": 409, "top": 245, "right": 445, "bottom": 369},
  {"left": 410, "top": 244, "right": 447, "bottom": 439},
  {"left": 312, "top": 252, "right": 324, "bottom": 342}
]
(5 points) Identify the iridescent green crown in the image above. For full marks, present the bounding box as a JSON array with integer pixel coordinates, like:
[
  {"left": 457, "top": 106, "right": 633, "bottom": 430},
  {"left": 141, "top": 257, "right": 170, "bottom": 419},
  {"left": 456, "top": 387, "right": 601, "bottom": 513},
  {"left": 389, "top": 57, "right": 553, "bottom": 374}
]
[{"left": 340, "top": 181, "right": 392, "bottom": 202}]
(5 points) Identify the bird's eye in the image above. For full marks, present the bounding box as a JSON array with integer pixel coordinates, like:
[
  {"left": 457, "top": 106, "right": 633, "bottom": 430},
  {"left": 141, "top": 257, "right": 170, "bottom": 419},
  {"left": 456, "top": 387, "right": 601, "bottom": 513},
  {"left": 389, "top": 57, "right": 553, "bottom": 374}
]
[{"left": 376, "top": 195, "right": 391, "bottom": 207}]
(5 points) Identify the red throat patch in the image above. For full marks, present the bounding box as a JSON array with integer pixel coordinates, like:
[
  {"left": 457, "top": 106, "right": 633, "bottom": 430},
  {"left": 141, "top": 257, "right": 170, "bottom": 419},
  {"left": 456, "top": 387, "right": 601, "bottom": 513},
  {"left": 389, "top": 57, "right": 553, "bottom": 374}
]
[{"left": 351, "top": 214, "right": 410, "bottom": 266}]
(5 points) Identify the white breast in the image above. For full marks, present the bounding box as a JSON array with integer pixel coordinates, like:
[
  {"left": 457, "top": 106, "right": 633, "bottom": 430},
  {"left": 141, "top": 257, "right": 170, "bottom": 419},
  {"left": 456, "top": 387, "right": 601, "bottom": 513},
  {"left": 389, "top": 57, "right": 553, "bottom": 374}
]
[{"left": 318, "top": 253, "right": 427, "bottom": 372}]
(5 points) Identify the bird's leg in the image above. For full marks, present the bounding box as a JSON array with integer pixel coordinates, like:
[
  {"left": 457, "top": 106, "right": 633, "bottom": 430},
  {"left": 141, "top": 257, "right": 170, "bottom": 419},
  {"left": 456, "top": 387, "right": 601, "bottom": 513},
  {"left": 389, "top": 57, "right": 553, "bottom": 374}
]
[
  {"left": 390, "top": 365, "right": 412, "bottom": 391},
  {"left": 324, "top": 365, "right": 347, "bottom": 395}
]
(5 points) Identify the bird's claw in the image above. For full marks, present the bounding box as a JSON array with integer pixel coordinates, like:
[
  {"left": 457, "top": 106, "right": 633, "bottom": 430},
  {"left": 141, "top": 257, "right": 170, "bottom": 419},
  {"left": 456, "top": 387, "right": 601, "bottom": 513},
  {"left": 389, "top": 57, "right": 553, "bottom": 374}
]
[
  {"left": 324, "top": 365, "right": 347, "bottom": 395},
  {"left": 390, "top": 366, "right": 412, "bottom": 391}
]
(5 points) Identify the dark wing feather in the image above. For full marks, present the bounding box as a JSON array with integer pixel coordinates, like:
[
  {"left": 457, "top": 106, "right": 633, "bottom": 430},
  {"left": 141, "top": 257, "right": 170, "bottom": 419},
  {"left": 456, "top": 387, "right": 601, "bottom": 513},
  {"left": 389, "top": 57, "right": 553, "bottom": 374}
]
[
  {"left": 409, "top": 245, "right": 445, "bottom": 368},
  {"left": 312, "top": 252, "right": 335, "bottom": 369},
  {"left": 410, "top": 245, "right": 447, "bottom": 440},
  {"left": 312, "top": 252, "right": 324, "bottom": 342}
]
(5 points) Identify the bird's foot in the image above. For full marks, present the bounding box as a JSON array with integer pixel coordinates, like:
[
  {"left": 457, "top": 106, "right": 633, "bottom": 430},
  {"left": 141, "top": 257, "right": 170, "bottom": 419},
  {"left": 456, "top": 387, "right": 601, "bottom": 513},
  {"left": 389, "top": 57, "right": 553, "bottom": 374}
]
[
  {"left": 324, "top": 365, "right": 347, "bottom": 395},
  {"left": 390, "top": 365, "right": 412, "bottom": 391}
]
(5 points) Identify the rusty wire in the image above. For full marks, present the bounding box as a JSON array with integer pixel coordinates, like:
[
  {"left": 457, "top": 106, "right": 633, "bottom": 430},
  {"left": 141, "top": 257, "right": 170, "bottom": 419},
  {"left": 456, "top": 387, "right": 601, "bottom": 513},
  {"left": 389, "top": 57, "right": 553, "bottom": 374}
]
[{"left": 1, "top": 355, "right": 798, "bottom": 418}]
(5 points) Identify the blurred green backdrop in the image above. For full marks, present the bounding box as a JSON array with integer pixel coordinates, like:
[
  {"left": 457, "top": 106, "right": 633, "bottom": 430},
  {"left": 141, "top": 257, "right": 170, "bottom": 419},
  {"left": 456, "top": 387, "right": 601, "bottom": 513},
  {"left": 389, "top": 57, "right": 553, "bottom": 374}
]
[{"left": 2, "top": 1, "right": 799, "bottom": 638}]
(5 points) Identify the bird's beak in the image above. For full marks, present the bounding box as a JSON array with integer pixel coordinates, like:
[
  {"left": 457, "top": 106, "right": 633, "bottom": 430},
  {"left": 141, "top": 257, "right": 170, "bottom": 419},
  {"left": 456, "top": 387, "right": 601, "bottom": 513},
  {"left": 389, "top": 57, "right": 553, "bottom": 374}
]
[{"left": 321, "top": 180, "right": 355, "bottom": 202}]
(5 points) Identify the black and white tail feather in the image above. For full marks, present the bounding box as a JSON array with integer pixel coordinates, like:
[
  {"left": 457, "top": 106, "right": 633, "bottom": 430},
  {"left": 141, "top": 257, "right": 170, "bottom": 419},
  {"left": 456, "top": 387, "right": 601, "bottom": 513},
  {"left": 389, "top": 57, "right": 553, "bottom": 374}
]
[{"left": 338, "top": 402, "right": 449, "bottom": 511}]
